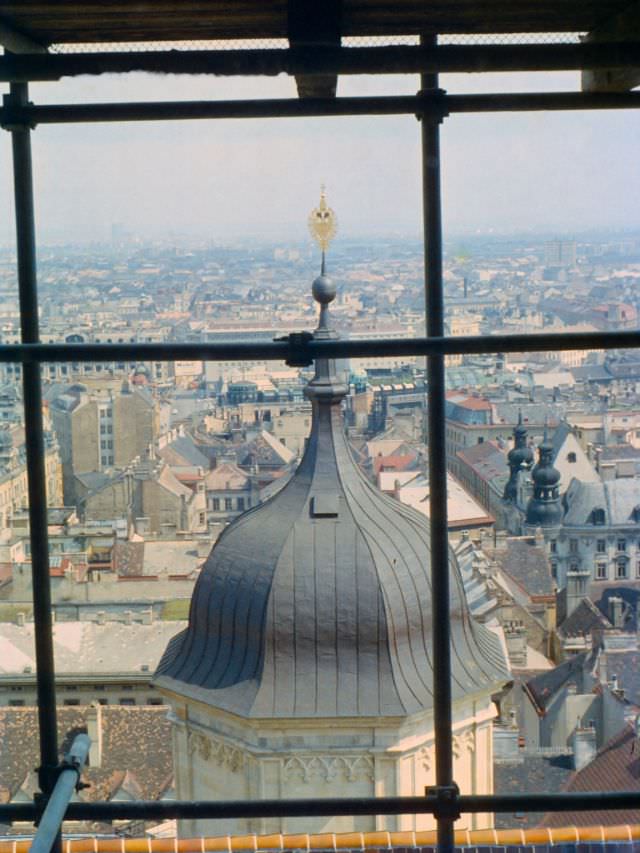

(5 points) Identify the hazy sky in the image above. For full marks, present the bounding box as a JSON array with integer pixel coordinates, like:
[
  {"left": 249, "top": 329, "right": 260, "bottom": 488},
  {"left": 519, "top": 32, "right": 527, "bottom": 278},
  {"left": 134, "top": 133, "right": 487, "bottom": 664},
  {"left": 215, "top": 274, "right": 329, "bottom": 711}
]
[{"left": 1, "top": 68, "right": 639, "bottom": 244}]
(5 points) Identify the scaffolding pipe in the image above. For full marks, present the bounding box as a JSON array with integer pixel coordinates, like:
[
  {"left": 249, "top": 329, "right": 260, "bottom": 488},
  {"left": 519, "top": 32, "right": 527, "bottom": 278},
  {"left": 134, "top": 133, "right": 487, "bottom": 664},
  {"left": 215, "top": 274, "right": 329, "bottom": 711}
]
[
  {"left": 1, "top": 42, "right": 640, "bottom": 82},
  {"left": 30, "top": 735, "right": 90, "bottom": 853},
  {"left": 2, "top": 91, "right": 640, "bottom": 127},
  {"left": 0, "top": 328, "right": 637, "bottom": 364},
  {"left": 2, "top": 790, "right": 640, "bottom": 823},
  {"left": 420, "top": 34, "right": 455, "bottom": 853},
  {"left": 8, "top": 82, "right": 60, "bottom": 841}
]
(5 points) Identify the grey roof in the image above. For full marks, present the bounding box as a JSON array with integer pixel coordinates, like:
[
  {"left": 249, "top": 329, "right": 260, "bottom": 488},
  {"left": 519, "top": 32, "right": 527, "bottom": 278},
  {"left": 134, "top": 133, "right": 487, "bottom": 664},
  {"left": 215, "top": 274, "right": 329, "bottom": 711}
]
[
  {"left": 160, "top": 435, "right": 209, "bottom": 468},
  {"left": 563, "top": 478, "right": 640, "bottom": 526},
  {"left": 559, "top": 597, "right": 612, "bottom": 636},
  {"left": 494, "top": 755, "right": 574, "bottom": 829},
  {"left": 75, "top": 471, "right": 111, "bottom": 492},
  {"left": 488, "top": 539, "right": 554, "bottom": 598},
  {"left": 155, "top": 288, "right": 510, "bottom": 719},
  {"left": 0, "top": 620, "right": 188, "bottom": 676},
  {"left": 525, "top": 652, "right": 592, "bottom": 713}
]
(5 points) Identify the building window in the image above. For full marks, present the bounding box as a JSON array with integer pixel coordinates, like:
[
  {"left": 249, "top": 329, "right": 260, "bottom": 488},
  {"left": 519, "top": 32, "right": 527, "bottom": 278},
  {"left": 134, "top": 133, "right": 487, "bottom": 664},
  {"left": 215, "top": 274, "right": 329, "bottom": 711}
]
[
  {"left": 596, "top": 562, "right": 608, "bottom": 580},
  {"left": 8, "top": 699, "right": 25, "bottom": 707},
  {"left": 119, "top": 698, "right": 136, "bottom": 706},
  {"left": 616, "top": 559, "right": 628, "bottom": 580},
  {"left": 567, "top": 452, "right": 577, "bottom": 463},
  {"left": 549, "top": 540, "right": 557, "bottom": 554},
  {"left": 636, "top": 560, "right": 640, "bottom": 579},
  {"left": 225, "top": 498, "right": 233, "bottom": 511},
  {"left": 63, "top": 699, "right": 80, "bottom": 706},
  {"left": 550, "top": 561, "right": 557, "bottom": 580},
  {"left": 617, "top": 539, "right": 627, "bottom": 552},
  {"left": 597, "top": 539, "right": 606, "bottom": 554},
  {"left": 237, "top": 497, "right": 245, "bottom": 511},
  {"left": 592, "top": 507, "right": 606, "bottom": 525},
  {"left": 569, "top": 539, "right": 578, "bottom": 554},
  {"left": 212, "top": 498, "right": 220, "bottom": 512}
]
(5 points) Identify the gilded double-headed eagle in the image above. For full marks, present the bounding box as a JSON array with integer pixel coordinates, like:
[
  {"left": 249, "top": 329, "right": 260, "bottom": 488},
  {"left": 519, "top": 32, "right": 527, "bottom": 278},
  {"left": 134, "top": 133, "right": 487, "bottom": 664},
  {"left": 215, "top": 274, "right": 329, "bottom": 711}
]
[{"left": 308, "top": 185, "right": 338, "bottom": 252}]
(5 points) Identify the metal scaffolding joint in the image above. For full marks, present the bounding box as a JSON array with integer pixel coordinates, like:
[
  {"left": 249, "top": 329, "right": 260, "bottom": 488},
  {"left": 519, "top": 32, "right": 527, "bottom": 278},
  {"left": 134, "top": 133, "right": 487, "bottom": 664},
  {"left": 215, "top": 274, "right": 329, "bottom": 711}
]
[
  {"left": 1, "top": 92, "right": 36, "bottom": 131},
  {"left": 415, "top": 88, "right": 449, "bottom": 123},
  {"left": 425, "top": 783, "right": 461, "bottom": 821},
  {"left": 278, "top": 330, "right": 315, "bottom": 367}
]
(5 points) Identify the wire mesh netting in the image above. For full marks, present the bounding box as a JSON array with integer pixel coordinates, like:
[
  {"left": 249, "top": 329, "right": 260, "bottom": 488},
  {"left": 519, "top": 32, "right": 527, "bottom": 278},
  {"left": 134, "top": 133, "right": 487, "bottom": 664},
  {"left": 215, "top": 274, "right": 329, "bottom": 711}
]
[{"left": 49, "top": 33, "right": 584, "bottom": 53}]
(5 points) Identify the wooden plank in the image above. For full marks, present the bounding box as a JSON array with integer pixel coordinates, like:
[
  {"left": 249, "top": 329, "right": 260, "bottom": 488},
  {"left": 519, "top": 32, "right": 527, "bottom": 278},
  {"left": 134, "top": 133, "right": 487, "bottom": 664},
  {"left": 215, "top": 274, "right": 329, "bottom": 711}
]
[
  {"left": 0, "top": 0, "right": 634, "bottom": 45},
  {"left": 0, "top": 16, "right": 47, "bottom": 52}
]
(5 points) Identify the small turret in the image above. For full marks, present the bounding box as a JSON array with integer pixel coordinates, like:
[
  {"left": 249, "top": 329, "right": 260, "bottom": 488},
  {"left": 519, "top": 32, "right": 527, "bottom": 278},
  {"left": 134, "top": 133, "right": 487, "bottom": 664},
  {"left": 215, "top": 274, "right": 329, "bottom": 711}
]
[
  {"left": 525, "top": 424, "right": 562, "bottom": 527},
  {"left": 503, "top": 412, "right": 534, "bottom": 502}
]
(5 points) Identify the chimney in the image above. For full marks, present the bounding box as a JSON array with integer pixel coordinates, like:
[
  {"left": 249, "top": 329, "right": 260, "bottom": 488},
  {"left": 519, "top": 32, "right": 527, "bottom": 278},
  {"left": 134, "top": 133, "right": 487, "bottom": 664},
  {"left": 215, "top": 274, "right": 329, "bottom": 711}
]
[
  {"left": 141, "top": 608, "right": 153, "bottom": 625},
  {"left": 572, "top": 723, "right": 597, "bottom": 771},
  {"left": 86, "top": 702, "right": 103, "bottom": 767},
  {"left": 96, "top": 610, "right": 106, "bottom": 625},
  {"left": 124, "top": 610, "right": 132, "bottom": 625},
  {"left": 609, "top": 596, "right": 625, "bottom": 629},
  {"left": 504, "top": 622, "right": 527, "bottom": 668},
  {"left": 565, "top": 567, "right": 590, "bottom": 618},
  {"left": 16, "top": 611, "right": 25, "bottom": 627},
  {"left": 600, "top": 462, "right": 616, "bottom": 482}
]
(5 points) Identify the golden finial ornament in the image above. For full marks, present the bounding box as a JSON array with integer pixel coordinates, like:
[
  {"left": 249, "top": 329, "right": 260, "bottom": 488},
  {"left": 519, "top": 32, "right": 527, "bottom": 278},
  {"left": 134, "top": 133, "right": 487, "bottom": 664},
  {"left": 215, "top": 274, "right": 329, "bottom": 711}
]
[{"left": 308, "top": 185, "right": 338, "bottom": 270}]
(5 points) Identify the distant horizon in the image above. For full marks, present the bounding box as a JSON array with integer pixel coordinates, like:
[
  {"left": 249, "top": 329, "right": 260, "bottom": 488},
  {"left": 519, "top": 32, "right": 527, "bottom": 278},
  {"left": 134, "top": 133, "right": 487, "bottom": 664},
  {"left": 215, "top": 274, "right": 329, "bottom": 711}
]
[{"left": 2, "top": 224, "right": 640, "bottom": 254}]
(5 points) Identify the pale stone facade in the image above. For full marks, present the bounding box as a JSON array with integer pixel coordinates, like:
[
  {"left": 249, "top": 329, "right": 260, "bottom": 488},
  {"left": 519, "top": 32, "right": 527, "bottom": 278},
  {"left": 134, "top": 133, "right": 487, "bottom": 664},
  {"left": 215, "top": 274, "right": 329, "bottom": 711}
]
[{"left": 163, "top": 692, "right": 497, "bottom": 838}]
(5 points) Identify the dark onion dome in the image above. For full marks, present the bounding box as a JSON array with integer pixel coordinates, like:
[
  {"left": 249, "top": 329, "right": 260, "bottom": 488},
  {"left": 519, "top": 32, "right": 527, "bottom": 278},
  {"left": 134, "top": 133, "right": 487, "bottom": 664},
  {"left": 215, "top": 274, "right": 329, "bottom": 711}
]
[
  {"left": 526, "top": 430, "right": 562, "bottom": 527},
  {"left": 155, "top": 274, "right": 509, "bottom": 718},
  {"left": 503, "top": 412, "right": 534, "bottom": 502}
]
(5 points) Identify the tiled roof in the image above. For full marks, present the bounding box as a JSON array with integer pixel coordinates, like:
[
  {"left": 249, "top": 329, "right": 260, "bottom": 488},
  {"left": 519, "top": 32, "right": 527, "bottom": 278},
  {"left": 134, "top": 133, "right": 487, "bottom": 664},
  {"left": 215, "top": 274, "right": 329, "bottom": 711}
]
[
  {"left": 0, "top": 706, "right": 172, "bottom": 804},
  {"left": 487, "top": 539, "right": 554, "bottom": 598},
  {"left": 559, "top": 597, "right": 612, "bottom": 636},
  {"left": 494, "top": 755, "right": 574, "bottom": 829},
  {"left": 545, "top": 725, "right": 640, "bottom": 827},
  {"left": 525, "top": 653, "right": 591, "bottom": 713}
]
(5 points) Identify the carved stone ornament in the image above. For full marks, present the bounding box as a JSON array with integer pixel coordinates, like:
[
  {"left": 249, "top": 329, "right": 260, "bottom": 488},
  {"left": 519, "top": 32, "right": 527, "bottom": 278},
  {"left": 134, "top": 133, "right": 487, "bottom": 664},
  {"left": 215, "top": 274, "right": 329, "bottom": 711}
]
[
  {"left": 452, "top": 729, "right": 475, "bottom": 759},
  {"left": 418, "top": 745, "right": 433, "bottom": 773},
  {"left": 188, "top": 731, "right": 245, "bottom": 772},
  {"left": 283, "top": 754, "right": 374, "bottom": 783}
]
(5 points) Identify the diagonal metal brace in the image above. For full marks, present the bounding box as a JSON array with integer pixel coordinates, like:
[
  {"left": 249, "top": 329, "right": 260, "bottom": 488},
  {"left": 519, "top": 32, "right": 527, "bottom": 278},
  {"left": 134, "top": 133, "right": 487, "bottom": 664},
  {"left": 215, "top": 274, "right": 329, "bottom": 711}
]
[
  {"left": 425, "top": 782, "right": 461, "bottom": 821},
  {"left": 275, "top": 331, "right": 314, "bottom": 367}
]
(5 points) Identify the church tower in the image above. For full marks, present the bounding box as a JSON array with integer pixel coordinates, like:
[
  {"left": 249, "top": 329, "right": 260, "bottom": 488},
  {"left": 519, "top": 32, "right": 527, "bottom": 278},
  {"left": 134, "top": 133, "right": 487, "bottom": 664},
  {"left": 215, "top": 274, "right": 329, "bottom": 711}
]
[{"left": 154, "top": 193, "right": 509, "bottom": 837}]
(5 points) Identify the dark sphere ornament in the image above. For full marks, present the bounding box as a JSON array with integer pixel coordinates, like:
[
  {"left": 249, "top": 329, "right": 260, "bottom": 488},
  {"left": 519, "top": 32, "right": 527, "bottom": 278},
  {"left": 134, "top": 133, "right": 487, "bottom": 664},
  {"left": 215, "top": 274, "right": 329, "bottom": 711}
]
[{"left": 312, "top": 275, "right": 336, "bottom": 305}]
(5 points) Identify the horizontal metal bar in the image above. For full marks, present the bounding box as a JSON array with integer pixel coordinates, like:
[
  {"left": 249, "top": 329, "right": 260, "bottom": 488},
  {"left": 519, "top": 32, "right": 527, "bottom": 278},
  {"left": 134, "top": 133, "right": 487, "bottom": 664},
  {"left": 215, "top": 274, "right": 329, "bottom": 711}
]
[
  {"left": 31, "top": 735, "right": 90, "bottom": 853},
  {"left": 2, "top": 43, "right": 640, "bottom": 83},
  {"left": 1, "top": 790, "right": 640, "bottom": 823},
  {"left": 2, "top": 91, "right": 640, "bottom": 127},
  {"left": 0, "top": 328, "right": 637, "bottom": 365}
]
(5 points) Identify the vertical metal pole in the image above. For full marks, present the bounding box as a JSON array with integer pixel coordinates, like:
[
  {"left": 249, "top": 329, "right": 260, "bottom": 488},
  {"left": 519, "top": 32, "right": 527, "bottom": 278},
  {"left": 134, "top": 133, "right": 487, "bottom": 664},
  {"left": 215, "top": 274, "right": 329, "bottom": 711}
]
[
  {"left": 8, "top": 80, "right": 60, "bottom": 840},
  {"left": 420, "top": 35, "right": 455, "bottom": 852}
]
